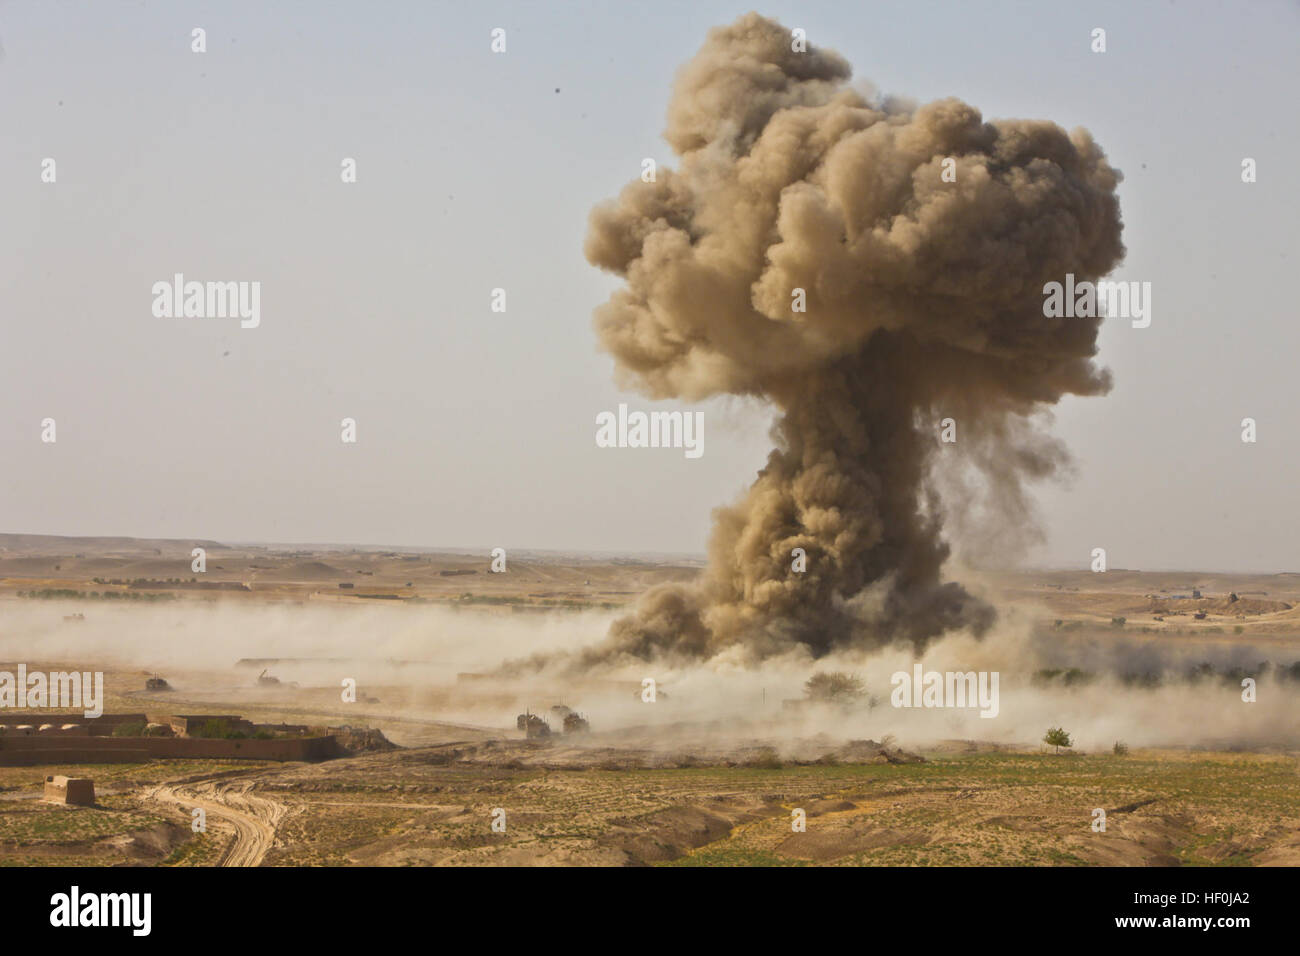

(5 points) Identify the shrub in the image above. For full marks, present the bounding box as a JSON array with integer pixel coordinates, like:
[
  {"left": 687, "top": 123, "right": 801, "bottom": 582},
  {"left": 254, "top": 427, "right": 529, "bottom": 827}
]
[
  {"left": 195, "top": 719, "right": 247, "bottom": 740},
  {"left": 743, "top": 747, "right": 783, "bottom": 770},
  {"left": 1113, "top": 740, "right": 1129, "bottom": 756},
  {"left": 1044, "top": 727, "right": 1073, "bottom": 754},
  {"left": 112, "top": 721, "right": 147, "bottom": 737},
  {"left": 194, "top": 719, "right": 228, "bottom": 739},
  {"left": 804, "top": 671, "right": 865, "bottom": 704}
]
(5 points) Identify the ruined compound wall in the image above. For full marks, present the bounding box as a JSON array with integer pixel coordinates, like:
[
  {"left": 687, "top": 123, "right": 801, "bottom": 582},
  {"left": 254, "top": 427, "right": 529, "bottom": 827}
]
[
  {"left": 150, "top": 715, "right": 257, "bottom": 737},
  {"left": 43, "top": 776, "right": 96, "bottom": 805},
  {"left": 0, "top": 713, "right": 147, "bottom": 736},
  {"left": 0, "top": 723, "right": 90, "bottom": 737}
]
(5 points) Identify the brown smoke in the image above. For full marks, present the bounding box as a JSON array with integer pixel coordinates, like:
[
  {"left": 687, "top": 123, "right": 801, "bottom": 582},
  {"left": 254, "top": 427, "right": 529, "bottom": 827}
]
[{"left": 580, "top": 13, "right": 1125, "bottom": 667}]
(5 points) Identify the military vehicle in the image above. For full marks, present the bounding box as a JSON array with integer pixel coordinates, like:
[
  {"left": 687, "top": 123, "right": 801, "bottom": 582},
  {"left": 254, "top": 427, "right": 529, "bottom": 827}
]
[
  {"left": 550, "top": 705, "right": 590, "bottom": 734},
  {"left": 563, "top": 712, "right": 590, "bottom": 734},
  {"left": 516, "top": 712, "right": 551, "bottom": 738}
]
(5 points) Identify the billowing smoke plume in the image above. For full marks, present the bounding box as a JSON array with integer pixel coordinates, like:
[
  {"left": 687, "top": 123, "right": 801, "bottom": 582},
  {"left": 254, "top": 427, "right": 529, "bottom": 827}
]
[{"left": 581, "top": 13, "right": 1124, "bottom": 667}]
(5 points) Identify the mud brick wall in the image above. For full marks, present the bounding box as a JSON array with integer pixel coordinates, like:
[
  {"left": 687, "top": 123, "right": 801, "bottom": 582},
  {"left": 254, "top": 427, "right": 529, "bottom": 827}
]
[{"left": 0, "top": 713, "right": 147, "bottom": 735}]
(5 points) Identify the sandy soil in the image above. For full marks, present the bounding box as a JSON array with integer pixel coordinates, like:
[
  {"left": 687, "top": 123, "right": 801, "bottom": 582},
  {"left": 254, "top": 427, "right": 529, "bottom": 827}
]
[
  {"left": 141, "top": 771, "right": 287, "bottom": 866},
  {"left": 4, "top": 534, "right": 1300, "bottom": 866}
]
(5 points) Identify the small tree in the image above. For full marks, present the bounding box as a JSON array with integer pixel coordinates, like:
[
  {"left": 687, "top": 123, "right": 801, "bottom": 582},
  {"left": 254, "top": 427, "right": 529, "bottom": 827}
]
[
  {"left": 804, "top": 671, "right": 865, "bottom": 704},
  {"left": 1044, "top": 726, "right": 1073, "bottom": 754},
  {"left": 1113, "top": 740, "right": 1129, "bottom": 756}
]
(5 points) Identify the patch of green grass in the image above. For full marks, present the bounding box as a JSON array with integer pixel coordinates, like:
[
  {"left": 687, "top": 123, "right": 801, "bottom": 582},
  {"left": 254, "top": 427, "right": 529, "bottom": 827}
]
[
  {"left": 163, "top": 833, "right": 221, "bottom": 867},
  {"left": 663, "top": 847, "right": 796, "bottom": 867}
]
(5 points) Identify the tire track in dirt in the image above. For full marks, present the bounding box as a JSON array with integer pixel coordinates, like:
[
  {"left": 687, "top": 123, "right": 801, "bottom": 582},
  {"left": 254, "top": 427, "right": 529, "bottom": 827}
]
[{"left": 142, "top": 774, "right": 288, "bottom": 867}]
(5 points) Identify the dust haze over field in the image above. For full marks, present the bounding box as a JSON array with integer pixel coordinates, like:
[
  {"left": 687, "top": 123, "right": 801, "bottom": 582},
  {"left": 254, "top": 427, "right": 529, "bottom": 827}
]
[
  {"left": 0, "top": 597, "right": 620, "bottom": 731},
  {"left": 572, "top": 12, "right": 1127, "bottom": 668},
  {"left": 6, "top": 539, "right": 1300, "bottom": 873},
  {"left": 9, "top": 591, "right": 1300, "bottom": 753}
]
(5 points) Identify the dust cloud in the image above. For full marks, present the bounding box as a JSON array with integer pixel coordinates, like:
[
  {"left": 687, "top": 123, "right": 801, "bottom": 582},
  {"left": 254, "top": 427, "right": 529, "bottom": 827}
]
[
  {"left": 579, "top": 13, "right": 1126, "bottom": 666},
  {"left": 7, "top": 597, "right": 1300, "bottom": 750}
]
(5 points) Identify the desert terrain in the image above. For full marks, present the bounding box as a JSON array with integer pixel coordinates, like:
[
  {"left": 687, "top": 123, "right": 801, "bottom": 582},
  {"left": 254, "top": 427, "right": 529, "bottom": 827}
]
[{"left": 2, "top": 533, "right": 1299, "bottom": 867}]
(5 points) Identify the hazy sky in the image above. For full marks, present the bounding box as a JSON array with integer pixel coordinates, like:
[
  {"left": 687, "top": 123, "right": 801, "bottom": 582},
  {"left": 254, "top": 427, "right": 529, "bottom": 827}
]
[{"left": 2, "top": 1, "right": 1297, "bottom": 571}]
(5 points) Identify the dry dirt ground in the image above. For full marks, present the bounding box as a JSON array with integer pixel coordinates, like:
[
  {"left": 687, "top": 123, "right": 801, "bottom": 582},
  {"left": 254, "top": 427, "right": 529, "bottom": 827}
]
[
  {"left": 5, "top": 742, "right": 1299, "bottom": 867},
  {"left": 141, "top": 772, "right": 285, "bottom": 866},
  {"left": 0, "top": 759, "right": 269, "bottom": 866},
  {"left": 248, "top": 743, "right": 1300, "bottom": 867},
  {"left": 4, "top": 535, "right": 1300, "bottom": 866},
  {"left": 5, "top": 534, "right": 1299, "bottom": 641},
  {"left": 0, "top": 534, "right": 701, "bottom": 610}
]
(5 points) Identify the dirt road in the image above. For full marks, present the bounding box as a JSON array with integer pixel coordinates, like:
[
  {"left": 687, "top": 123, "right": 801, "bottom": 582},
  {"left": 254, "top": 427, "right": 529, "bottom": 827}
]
[{"left": 142, "top": 773, "right": 287, "bottom": 867}]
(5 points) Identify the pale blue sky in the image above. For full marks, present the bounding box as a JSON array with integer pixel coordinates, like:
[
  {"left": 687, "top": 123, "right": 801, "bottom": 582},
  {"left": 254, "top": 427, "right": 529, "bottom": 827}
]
[{"left": 1, "top": 0, "right": 1297, "bottom": 571}]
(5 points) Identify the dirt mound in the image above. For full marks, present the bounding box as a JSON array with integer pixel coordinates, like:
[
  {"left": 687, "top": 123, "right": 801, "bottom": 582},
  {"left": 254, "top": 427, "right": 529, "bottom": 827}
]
[
  {"left": 601, "top": 806, "right": 733, "bottom": 863},
  {"left": 101, "top": 822, "right": 191, "bottom": 862},
  {"left": 599, "top": 795, "right": 782, "bottom": 864},
  {"left": 778, "top": 827, "right": 929, "bottom": 862},
  {"left": 331, "top": 727, "right": 398, "bottom": 754},
  {"left": 802, "top": 798, "right": 859, "bottom": 817},
  {"left": 273, "top": 561, "right": 345, "bottom": 581},
  {"left": 831, "top": 739, "right": 925, "bottom": 765},
  {"left": 1143, "top": 595, "right": 1292, "bottom": 616}
]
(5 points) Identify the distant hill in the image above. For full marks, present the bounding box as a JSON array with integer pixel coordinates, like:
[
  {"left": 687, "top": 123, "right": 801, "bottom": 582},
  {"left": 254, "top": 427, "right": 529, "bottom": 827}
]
[{"left": 0, "top": 533, "right": 226, "bottom": 555}]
